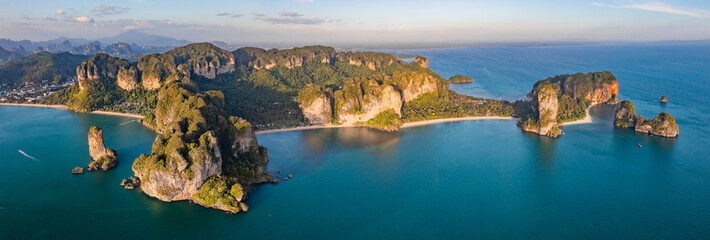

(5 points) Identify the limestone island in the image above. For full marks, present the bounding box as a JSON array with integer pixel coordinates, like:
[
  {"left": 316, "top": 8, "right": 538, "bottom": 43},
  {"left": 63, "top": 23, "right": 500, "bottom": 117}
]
[
  {"left": 448, "top": 75, "right": 474, "bottom": 83},
  {"left": 519, "top": 71, "right": 619, "bottom": 137},
  {"left": 36, "top": 43, "right": 679, "bottom": 212},
  {"left": 87, "top": 126, "right": 118, "bottom": 171}
]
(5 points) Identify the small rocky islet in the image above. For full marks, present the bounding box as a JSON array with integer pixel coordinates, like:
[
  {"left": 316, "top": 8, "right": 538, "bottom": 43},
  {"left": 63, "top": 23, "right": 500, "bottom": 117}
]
[
  {"left": 614, "top": 100, "right": 679, "bottom": 137},
  {"left": 50, "top": 43, "right": 679, "bottom": 213}
]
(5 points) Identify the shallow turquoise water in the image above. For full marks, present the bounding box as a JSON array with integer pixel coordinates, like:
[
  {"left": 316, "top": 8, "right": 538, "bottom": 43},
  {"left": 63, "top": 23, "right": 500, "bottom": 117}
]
[{"left": 1, "top": 43, "right": 709, "bottom": 239}]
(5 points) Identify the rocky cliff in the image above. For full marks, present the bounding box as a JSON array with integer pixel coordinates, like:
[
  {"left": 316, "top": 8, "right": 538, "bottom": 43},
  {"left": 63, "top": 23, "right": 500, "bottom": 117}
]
[
  {"left": 298, "top": 84, "right": 333, "bottom": 125},
  {"left": 133, "top": 83, "right": 268, "bottom": 213},
  {"left": 87, "top": 126, "right": 118, "bottom": 171},
  {"left": 614, "top": 101, "right": 636, "bottom": 128},
  {"left": 521, "top": 85, "right": 562, "bottom": 137},
  {"left": 333, "top": 78, "right": 403, "bottom": 125},
  {"left": 391, "top": 71, "right": 441, "bottom": 102},
  {"left": 530, "top": 71, "right": 619, "bottom": 104},
  {"left": 234, "top": 46, "right": 335, "bottom": 69},
  {"left": 415, "top": 56, "right": 428, "bottom": 68},
  {"left": 166, "top": 43, "right": 235, "bottom": 79},
  {"left": 635, "top": 113, "right": 679, "bottom": 138},
  {"left": 76, "top": 53, "right": 132, "bottom": 90},
  {"left": 335, "top": 52, "right": 397, "bottom": 71}
]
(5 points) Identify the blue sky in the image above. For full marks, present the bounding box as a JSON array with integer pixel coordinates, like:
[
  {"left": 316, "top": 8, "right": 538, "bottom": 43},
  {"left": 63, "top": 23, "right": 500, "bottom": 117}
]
[{"left": 0, "top": 0, "right": 709, "bottom": 43}]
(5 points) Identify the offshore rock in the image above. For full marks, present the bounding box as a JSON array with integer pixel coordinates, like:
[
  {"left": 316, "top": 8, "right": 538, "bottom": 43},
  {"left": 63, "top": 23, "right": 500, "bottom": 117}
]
[
  {"left": 522, "top": 84, "right": 562, "bottom": 137},
  {"left": 635, "top": 113, "right": 679, "bottom": 138},
  {"left": 660, "top": 96, "right": 668, "bottom": 104},
  {"left": 614, "top": 100, "right": 636, "bottom": 128},
  {"left": 87, "top": 126, "right": 118, "bottom": 171}
]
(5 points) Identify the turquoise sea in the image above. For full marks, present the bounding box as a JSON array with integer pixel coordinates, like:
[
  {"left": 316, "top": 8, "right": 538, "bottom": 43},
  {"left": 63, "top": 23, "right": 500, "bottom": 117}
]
[{"left": 1, "top": 43, "right": 709, "bottom": 239}]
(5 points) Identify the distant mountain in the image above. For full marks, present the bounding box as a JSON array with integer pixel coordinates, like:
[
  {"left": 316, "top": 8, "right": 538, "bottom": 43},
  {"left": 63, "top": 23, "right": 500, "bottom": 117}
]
[
  {"left": 97, "top": 30, "right": 191, "bottom": 47},
  {"left": 0, "top": 52, "right": 89, "bottom": 88},
  {"left": 101, "top": 42, "right": 133, "bottom": 56}
]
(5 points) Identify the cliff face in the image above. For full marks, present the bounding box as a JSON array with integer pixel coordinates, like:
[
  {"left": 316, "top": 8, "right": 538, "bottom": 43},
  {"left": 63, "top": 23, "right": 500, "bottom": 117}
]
[
  {"left": 530, "top": 71, "right": 619, "bottom": 104},
  {"left": 334, "top": 78, "right": 403, "bottom": 125},
  {"left": 522, "top": 85, "right": 562, "bottom": 137},
  {"left": 415, "top": 56, "right": 428, "bottom": 68},
  {"left": 234, "top": 46, "right": 335, "bottom": 70},
  {"left": 133, "top": 83, "right": 268, "bottom": 213},
  {"left": 87, "top": 126, "right": 118, "bottom": 171},
  {"left": 166, "top": 43, "right": 235, "bottom": 79},
  {"left": 76, "top": 53, "right": 131, "bottom": 90},
  {"left": 116, "top": 66, "right": 139, "bottom": 91},
  {"left": 335, "top": 52, "right": 397, "bottom": 71},
  {"left": 298, "top": 84, "right": 333, "bottom": 125},
  {"left": 392, "top": 71, "right": 441, "bottom": 102},
  {"left": 614, "top": 101, "right": 637, "bottom": 128},
  {"left": 635, "top": 113, "right": 679, "bottom": 138}
]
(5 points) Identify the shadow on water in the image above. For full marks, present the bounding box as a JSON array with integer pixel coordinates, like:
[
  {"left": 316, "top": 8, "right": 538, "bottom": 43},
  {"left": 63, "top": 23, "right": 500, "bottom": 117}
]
[
  {"left": 300, "top": 127, "right": 401, "bottom": 156},
  {"left": 521, "top": 131, "right": 558, "bottom": 170}
]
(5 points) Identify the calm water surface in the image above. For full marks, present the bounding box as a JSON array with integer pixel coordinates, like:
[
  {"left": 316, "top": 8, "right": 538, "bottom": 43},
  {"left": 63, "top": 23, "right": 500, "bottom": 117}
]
[{"left": 1, "top": 43, "right": 709, "bottom": 239}]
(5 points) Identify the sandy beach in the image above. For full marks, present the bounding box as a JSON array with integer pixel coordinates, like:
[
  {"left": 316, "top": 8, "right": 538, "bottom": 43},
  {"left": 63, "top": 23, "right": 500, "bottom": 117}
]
[
  {"left": 255, "top": 116, "right": 516, "bottom": 135},
  {"left": 0, "top": 103, "right": 144, "bottom": 119},
  {"left": 0, "top": 102, "right": 68, "bottom": 109},
  {"left": 559, "top": 104, "right": 596, "bottom": 126}
]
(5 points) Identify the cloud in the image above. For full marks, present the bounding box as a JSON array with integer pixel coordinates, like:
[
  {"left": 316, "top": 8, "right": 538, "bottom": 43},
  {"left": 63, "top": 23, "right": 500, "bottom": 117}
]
[
  {"left": 56, "top": 10, "right": 65, "bottom": 15},
  {"left": 42, "top": 16, "right": 56, "bottom": 21},
  {"left": 251, "top": 13, "right": 265, "bottom": 17},
  {"left": 259, "top": 17, "right": 326, "bottom": 25},
  {"left": 278, "top": 11, "right": 304, "bottom": 17},
  {"left": 74, "top": 16, "right": 94, "bottom": 23},
  {"left": 593, "top": 2, "right": 710, "bottom": 18},
  {"left": 93, "top": 5, "right": 130, "bottom": 16},
  {"left": 216, "top": 13, "right": 230, "bottom": 17},
  {"left": 231, "top": 14, "right": 245, "bottom": 18}
]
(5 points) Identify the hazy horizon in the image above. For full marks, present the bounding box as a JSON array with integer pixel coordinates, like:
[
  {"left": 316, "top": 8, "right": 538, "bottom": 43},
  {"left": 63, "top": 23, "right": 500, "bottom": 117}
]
[{"left": 1, "top": 0, "right": 709, "bottom": 45}]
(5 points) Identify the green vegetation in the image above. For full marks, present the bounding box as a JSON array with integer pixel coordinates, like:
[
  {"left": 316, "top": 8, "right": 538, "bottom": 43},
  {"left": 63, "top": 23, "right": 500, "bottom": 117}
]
[
  {"left": 448, "top": 75, "right": 473, "bottom": 83},
  {"left": 0, "top": 52, "right": 88, "bottom": 88},
  {"left": 402, "top": 91, "right": 514, "bottom": 122},
  {"left": 365, "top": 109, "right": 403, "bottom": 131},
  {"left": 637, "top": 113, "right": 676, "bottom": 132},
  {"left": 192, "top": 175, "right": 244, "bottom": 213},
  {"left": 614, "top": 100, "right": 636, "bottom": 128}
]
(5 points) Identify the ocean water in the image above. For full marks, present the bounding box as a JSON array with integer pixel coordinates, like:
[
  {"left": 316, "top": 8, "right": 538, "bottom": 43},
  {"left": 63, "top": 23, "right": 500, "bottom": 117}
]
[{"left": 1, "top": 43, "right": 710, "bottom": 239}]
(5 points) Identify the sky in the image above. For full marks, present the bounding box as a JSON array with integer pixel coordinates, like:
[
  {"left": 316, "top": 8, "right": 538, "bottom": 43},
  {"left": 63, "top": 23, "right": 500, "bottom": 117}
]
[{"left": 0, "top": 0, "right": 709, "bottom": 44}]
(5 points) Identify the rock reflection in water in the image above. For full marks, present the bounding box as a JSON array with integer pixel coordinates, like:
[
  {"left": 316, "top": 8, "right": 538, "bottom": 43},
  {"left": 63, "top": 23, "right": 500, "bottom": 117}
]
[{"left": 301, "top": 127, "right": 401, "bottom": 156}]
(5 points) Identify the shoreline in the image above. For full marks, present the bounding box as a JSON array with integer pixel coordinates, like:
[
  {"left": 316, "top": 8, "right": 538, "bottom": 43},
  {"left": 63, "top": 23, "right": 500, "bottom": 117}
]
[
  {"left": 0, "top": 103, "right": 144, "bottom": 119},
  {"left": 255, "top": 116, "right": 516, "bottom": 135},
  {"left": 559, "top": 103, "right": 596, "bottom": 126}
]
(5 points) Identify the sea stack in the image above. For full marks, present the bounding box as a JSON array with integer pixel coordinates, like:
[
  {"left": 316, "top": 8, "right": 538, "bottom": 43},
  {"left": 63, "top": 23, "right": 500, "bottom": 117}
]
[
  {"left": 635, "top": 113, "right": 679, "bottom": 138},
  {"left": 660, "top": 96, "right": 668, "bottom": 104},
  {"left": 87, "top": 126, "right": 118, "bottom": 171},
  {"left": 614, "top": 101, "right": 637, "bottom": 128}
]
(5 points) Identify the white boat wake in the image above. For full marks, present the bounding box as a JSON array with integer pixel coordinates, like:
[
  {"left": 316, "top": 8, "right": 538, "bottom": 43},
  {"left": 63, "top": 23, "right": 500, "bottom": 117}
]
[
  {"left": 18, "top": 150, "right": 39, "bottom": 162},
  {"left": 120, "top": 120, "right": 135, "bottom": 125}
]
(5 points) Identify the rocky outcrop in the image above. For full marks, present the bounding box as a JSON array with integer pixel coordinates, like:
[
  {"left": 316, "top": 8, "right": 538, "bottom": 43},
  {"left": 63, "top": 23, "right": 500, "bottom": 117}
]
[
  {"left": 167, "top": 43, "right": 235, "bottom": 79},
  {"left": 87, "top": 126, "right": 118, "bottom": 171},
  {"left": 116, "top": 66, "right": 139, "bottom": 91},
  {"left": 121, "top": 177, "right": 141, "bottom": 190},
  {"left": 133, "top": 83, "right": 268, "bottom": 213},
  {"left": 234, "top": 46, "right": 335, "bottom": 70},
  {"left": 660, "top": 96, "right": 668, "bottom": 104},
  {"left": 392, "top": 71, "right": 441, "bottom": 102},
  {"left": 298, "top": 84, "right": 333, "bottom": 125},
  {"left": 334, "top": 78, "right": 403, "bottom": 125},
  {"left": 635, "top": 113, "right": 679, "bottom": 137},
  {"left": 76, "top": 53, "right": 132, "bottom": 90},
  {"left": 72, "top": 167, "right": 84, "bottom": 174},
  {"left": 449, "top": 75, "right": 473, "bottom": 83},
  {"left": 530, "top": 71, "right": 619, "bottom": 104},
  {"left": 335, "top": 52, "right": 397, "bottom": 71},
  {"left": 614, "top": 100, "right": 636, "bottom": 128},
  {"left": 522, "top": 85, "right": 562, "bottom": 137},
  {"left": 415, "top": 56, "right": 428, "bottom": 68}
]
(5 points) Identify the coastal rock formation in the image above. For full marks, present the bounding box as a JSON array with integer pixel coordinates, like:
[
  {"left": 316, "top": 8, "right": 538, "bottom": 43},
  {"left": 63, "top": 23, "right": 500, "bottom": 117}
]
[
  {"left": 121, "top": 177, "right": 141, "bottom": 190},
  {"left": 298, "top": 84, "right": 333, "bottom": 125},
  {"left": 660, "top": 96, "right": 668, "bottom": 104},
  {"left": 530, "top": 71, "right": 619, "bottom": 105},
  {"left": 76, "top": 53, "right": 132, "bottom": 90},
  {"left": 116, "top": 66, "right": 139, "bottom": 91},
  {"left": 449, "top": 75, "right": 473, "bottom": 83},
  {"left": 72, "top": 167, "right": 84, "bottom": 174},
  {"left": 334, "top": 78, "right": 403, "bottom": 125},
  {"left": 166, "top": 43, "right": 235, "bottom": 79},
  {"left": 415, "top": 56, "right": 428, "bottom": 68},
  {"left": 522, "top": 84, "right": 562, "bottom": 137},
  {"left": 87, "top": 126, "right": 118, "bottom": 171},
  {"left": 133, "top": 83, "right": 268, "bottom": 213},
  {"left": 614, "top": 100, "right": 637, "bottom": 128},
  {"left": 234, "top": 46, "right": 335, "bottom": 69},
  {"left": 635, "top": 113, "right": 679, "bottom": 138},
  {"left": 392, "top": 71, "right": 441, "bottom": 102}
]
